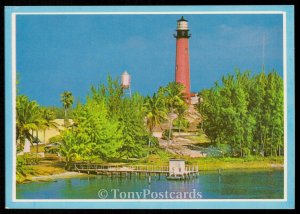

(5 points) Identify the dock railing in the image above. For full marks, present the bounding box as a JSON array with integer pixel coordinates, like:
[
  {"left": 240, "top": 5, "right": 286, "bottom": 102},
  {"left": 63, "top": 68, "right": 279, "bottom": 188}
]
[{"left": 70, "top": 163, "right": 198, "bottom": 175}]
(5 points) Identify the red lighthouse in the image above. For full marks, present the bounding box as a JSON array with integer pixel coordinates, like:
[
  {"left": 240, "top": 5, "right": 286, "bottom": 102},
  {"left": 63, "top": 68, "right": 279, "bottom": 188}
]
[{"left": 174, "top": 16, "right": 191, "bottom": 101}]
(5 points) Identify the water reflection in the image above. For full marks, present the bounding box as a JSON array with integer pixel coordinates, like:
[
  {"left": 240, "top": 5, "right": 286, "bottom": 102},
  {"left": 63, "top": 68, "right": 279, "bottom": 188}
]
[{"left": 16, "top": 169, "right": 283, "bottom": 199}]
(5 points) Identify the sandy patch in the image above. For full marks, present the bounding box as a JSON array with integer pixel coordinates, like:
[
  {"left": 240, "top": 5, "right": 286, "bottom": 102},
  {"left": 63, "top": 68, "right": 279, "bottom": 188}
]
[{"left": 29, "top": 171, "right": 89, "bottom": 182}]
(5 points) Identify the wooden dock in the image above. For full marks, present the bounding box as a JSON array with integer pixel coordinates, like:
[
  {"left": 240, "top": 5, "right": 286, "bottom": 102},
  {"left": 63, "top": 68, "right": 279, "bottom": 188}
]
[{"left": 69, "top": 163, "right": 199, "bottom": 180}]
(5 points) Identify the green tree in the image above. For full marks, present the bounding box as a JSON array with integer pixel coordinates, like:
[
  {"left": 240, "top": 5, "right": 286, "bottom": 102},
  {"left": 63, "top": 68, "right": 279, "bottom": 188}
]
[
  {"left": 198, "top": 87, "right": 222, "bottom": 143},
  {"left": 117, "top": 95, "right": 149, "bottom": 159},
  {"left": 143, "top": 93, "right": 167, "bottom": 134},
  {"left": 198, "top": 70, "right": 283, "bottom": 157},
  {"left": 46, "top": 106, "right": 74, "bottom": 119},
  {"left": 60, "top": 129, "right": 80, "bottom": 168},
  {"left": 160, "top": 82, "right": 187, "bottom": 144},
  {"left": 77, "top": 76, "right": 152, "bottom": 161},
  {"left": 173, "top": 103, "right": 189, "bottom": 134},
  {"left": 163, "top": 82, "right": 186, "bottom": 114},
  {"left": 72, "top": 98, "right": 123, "bottom": 161},
  {"left": 60, "top": 91, "right": 74, "bottom": 126},
  {"left": 263, "top": 71, "right": 284, "bottom": 156},
  {"left": 173, "top": 118, "right": 189, "bottom": 134},
  {"left": 16, "top": 95, "right": 43, "bottom": 152},
  {"left": 248, "top": 71, "right": 267, "bottom": 155},
  {"left": 40, "top": 108, "right": 59, "bottom": 143}
]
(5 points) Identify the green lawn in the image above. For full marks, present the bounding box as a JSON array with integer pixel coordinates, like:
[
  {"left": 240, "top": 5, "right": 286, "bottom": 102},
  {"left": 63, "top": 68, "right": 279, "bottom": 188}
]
[
  {"left": 132, "top": 148, "right": 284, "bottom": 171},
  {"left": 186, "top": 156, "right": 284, "bottom": 171}
]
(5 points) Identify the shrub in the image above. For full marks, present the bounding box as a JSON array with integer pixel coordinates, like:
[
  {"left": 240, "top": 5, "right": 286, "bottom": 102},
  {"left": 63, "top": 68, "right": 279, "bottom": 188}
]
[
  {"left": 148, "top": 135, "right": 159, "bottom": 147},
  {"left": 173, "top": 118, "right": 190, "bottom": 132},
  {"left": 162, "top": 129, "right": 173, "bottom": 140},
  {"left": 216, "top": 143, "right": 231, "bottom": 157},
  {"left": 48, "top": 135, "right": 62, "bottom": 144},
  {"left": 17, "top": 153, "right": 40, "bottom": 165},
  {"left": 16, "top": 156, "right": 26, "bottom": 175}
]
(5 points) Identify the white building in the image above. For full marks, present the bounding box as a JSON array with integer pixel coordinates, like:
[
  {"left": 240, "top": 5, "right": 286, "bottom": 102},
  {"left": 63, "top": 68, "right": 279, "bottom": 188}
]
[{"left": 169, "top": 159, "right": 185, "bottom": 176}]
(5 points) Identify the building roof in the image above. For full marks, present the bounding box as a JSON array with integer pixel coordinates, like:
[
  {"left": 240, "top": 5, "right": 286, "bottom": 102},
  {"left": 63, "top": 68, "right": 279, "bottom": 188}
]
[
  {"left": 177, "top": 16, "right": 188, "bottom": 22},
  {"left": 169, "top": 159, "right": 185, "bottom": 161},
  {"left": 122, "top": 70, "right": 129, "bottom": 75}
]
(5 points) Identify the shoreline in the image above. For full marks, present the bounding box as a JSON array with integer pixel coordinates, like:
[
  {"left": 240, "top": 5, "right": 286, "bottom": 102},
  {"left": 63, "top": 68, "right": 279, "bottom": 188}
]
[
  {"left": 18, "top": 164, "right": 284, "bottom": 184},
  {"left": 21, "top": 171, "right": 91, "bottom": 183},
  {"left": 17, "top": 155, "right": 284, "bottom": 184}
]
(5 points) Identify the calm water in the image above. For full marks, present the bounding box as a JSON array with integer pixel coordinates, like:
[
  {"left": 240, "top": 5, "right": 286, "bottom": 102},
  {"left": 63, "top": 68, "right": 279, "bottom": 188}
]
[{"left": 16, "top": 169, "right": 283, "bottom": 199}]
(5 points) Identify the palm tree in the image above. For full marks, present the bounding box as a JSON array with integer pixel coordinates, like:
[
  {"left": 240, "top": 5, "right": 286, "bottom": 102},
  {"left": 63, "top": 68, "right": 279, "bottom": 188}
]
[
  {"left": 143, "top": 93, "right": 167, "bottom": 157},
  {"left": 174, "top": 104, "right": 188, "bottom": 135},
  {"left": 163, "top": 82, "right": 187, "bottom": 144},
  {"left": 164, "top": 82, "right": 186, "bottom": 113},
  {"left": 60, "top": 91, "right": 74, "bottom": 126},
  {"left": 16, "top": 95, "right": 43, "bottom": 152},
  {"left": 40, "top": 108, "right": 59, "bottom": 143},
  {"left": 143, "top": 93, "right": 167, "bottom": 134},
  {"left": 143, "top": 93, "right": 167, "bottom": 149}
]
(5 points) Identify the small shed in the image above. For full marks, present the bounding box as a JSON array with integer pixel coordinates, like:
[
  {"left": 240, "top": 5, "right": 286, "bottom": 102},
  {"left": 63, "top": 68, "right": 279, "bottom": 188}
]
[{"left": 169, "top": 159, "right": 185, "bottom": 176}]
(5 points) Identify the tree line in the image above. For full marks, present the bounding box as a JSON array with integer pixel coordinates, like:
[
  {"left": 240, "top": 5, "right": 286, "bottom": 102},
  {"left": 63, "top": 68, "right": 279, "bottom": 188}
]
[
  {"left": 16, "top": 75, "right": 188, "bottom": 166},
  {"left": 58, "top": 77, "right": 188, "bottom": 166},
  {"left": 16, "top": 69, "right": 284, "bottom": 165},
  {"left": 198, "top": 70, "right": 284, "bottom": 157}
]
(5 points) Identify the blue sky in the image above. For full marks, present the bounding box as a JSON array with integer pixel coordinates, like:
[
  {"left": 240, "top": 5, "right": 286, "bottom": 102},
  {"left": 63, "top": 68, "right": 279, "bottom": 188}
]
[{"left": 16, "top": 14, "right": 283, "bottom": 106}]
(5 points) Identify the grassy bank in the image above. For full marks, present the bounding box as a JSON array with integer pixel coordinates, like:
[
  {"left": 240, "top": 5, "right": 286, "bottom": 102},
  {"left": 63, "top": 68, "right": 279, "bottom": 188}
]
[
  {"left": 17, "top": 163, "right": 67, "bottom": 183},
  {"left": 134, "top": 150, "right": 284, "bottom": 171},
  {"left": 187, "top": 156, "right": 284, "bottom": 171}
]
